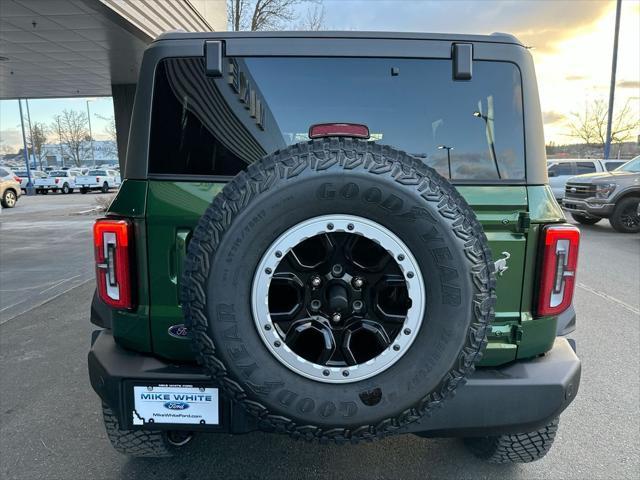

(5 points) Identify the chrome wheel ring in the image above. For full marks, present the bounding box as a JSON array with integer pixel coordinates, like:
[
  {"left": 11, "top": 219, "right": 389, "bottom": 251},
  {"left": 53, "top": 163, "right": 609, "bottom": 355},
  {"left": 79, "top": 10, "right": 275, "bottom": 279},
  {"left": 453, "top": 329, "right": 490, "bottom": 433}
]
[{"left": 252, "top": 214, "right": 425, "bottom": 384}]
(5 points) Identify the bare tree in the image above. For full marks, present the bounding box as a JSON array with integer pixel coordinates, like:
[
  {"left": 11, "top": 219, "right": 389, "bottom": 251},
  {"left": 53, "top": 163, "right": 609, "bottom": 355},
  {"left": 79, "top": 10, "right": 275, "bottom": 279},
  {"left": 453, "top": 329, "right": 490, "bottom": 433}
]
[
  {"left": 28, "top": 122, "right": 49, "bottom": 170},
  {"left": 228, "top": 0, "right": 320, "bottom": 31},
  {"left": 567, "top": 98, "right": 640, "bottom": 149},
  {"left": 296, "top": 3, "right": 325, "bottom": 30},
  {"left": 52, "top": 109, "right": 91, "bottom": 167},
  {"left": 94, "top": 113, "right": 118, "bottom": 159}
]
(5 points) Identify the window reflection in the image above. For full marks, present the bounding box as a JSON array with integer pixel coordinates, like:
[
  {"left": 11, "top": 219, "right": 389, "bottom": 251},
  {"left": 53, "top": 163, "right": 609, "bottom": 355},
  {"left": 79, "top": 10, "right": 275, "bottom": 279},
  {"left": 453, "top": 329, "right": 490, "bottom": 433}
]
[{"left": 149, "top": 57, "right": 525, "bottom": 181}]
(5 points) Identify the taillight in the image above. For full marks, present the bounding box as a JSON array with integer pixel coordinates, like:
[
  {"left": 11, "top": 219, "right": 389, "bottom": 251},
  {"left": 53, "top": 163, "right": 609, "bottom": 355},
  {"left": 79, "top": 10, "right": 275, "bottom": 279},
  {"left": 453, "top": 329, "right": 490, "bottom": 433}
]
[
  {"left": 55, "top": 178, "right": 60, "bottom": 184},
  {"left": 93, "top": 219, "right": 134, "bottom": 309},
  {"left": 308, "top": 123, "right": 370, "bottom": 139},
  {"left": 96, "top": 177, "right": 100, "bottom": 182},
  {"left": 536, "top": 225, "right": 580, "bottom": 316},
  {"left": 14, "top": 176, "right": 21, "bottom": 183}
]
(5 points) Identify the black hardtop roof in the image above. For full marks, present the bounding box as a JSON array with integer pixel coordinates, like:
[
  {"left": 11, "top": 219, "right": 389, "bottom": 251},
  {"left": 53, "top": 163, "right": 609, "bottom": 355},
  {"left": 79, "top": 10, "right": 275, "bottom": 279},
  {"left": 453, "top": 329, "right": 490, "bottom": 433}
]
[{"left": 155, "top": 30, "right": 524, "bottom": 47}]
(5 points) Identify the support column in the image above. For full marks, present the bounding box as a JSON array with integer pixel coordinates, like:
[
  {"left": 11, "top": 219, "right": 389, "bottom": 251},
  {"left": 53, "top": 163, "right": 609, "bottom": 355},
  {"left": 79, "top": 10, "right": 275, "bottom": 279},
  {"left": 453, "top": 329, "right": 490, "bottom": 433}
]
[{"left": 111, "top": 83, "right": 137, "bottom": 172}]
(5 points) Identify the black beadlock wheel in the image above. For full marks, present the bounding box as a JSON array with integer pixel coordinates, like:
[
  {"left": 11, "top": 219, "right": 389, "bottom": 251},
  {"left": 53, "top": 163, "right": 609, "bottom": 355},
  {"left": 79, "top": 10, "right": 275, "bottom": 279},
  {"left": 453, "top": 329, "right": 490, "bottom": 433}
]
[
  {"left": 182, "top": 138, "right": 496, "bottom": 443},
  {"left": 464, "top": 417, "right": 560, "bottom": 463}
]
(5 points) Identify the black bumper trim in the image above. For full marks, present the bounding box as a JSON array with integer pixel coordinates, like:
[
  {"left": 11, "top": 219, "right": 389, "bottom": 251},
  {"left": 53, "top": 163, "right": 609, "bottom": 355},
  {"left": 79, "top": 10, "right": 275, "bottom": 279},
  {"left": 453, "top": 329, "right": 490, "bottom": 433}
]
[{"left": 88, "top": 331, "right": 580, "bottom": 437}]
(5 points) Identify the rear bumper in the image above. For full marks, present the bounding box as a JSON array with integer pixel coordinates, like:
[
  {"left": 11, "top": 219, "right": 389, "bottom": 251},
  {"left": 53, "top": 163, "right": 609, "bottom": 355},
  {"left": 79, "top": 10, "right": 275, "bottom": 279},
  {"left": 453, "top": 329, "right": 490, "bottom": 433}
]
[
  {"left": 562, "top": 198, "right": 614, "bottom": 217},
  {"left": 88, "top": 330, "right": 580, "bottom": 437}
]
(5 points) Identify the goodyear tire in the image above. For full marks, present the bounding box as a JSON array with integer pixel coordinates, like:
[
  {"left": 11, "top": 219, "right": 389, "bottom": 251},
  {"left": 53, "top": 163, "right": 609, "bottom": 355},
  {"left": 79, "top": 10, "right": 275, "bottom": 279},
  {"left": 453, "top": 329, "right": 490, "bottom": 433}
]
[{"left": 182, "top": 138, "right": 496, "bottom": 443}]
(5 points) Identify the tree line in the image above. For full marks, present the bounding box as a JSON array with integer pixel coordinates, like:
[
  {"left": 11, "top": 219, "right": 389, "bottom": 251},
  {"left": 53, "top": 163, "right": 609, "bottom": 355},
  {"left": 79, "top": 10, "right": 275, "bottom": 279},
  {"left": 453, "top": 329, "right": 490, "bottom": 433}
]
[{"left": 26, "top": 109, "right": 116, "bottom": 169}]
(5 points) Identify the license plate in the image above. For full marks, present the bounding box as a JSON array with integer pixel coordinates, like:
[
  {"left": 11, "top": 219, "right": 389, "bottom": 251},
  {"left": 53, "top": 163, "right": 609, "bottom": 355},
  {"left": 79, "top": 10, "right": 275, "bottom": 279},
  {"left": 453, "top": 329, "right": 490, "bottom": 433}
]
[{"left": 132, "top": 385, "right": 219, "bottom": 426}]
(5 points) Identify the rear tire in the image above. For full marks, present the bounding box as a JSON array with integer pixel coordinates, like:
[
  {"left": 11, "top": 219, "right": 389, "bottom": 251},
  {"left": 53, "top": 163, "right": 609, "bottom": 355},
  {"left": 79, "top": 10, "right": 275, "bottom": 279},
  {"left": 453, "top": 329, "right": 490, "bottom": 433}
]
[
  {"left": 80, "top": 188, "right": 88, "bottom": 194},
  {"left": 610, "top": 197, "right": 640, "bottom": 233},
  {"left": 62, "top": 183, "right": 71, "bottom": 194},
  {"left": 41, "top": 189, "right": 48, "bottom": 195},
  {"left": 101, "top": 182, "right": 110, "bottom": 193},
  {"left": 1, "top": 189, "right": 17, "bottom": 208},
  {"left": 464, "top": 417, "right": 559, "bottom": 463},
  {"left": 102, "top": 404, "right": 193, "bottom": 458},
  {"left": 570, "top": 213, "right": 600, "bottom": 225}
]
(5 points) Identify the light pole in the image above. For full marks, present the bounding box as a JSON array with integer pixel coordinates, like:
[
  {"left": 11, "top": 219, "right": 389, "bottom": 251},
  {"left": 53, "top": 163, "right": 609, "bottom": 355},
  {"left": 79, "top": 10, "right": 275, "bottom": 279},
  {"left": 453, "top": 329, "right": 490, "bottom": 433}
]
[
  {"left": 473, "top": 111, "right": 502, "bottom": 179},
  {"left": 18, "top": 99, "right": 34, "bottom": 195},
  {"left": 437, "top": 145, "right": 454, "bottom": 179},
  {"left": 25, "top": 98, "right": 35, "bottom": 169},
  {"left": 86, "top": 99, "right": 96, "bottom": 168},
  {"left": 604, "top": 0, "right": 622, "bottom": 160}
]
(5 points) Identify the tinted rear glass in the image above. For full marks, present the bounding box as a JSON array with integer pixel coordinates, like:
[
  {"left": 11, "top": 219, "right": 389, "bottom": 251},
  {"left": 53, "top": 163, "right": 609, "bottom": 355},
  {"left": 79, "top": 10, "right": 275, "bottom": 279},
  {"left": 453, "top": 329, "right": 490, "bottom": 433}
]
[
  {"left": 88, "top": 170, "right": 106, "bottom": 175},
  {"left": 150, "top": 57, "right": 525, "bottom": 180}
]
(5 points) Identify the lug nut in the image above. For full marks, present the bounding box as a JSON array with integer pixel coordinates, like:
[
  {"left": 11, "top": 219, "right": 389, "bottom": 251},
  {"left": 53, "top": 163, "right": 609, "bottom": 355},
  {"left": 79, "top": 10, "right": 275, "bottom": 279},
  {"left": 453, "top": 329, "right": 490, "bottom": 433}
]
[
  {"left": 353, "top": 300, "right": 363, "bottom": 313},
  {"left": 352, "top": 277, "right": 364, "bottom": 289},
  {"left": 310, "top": 299, "right": 321, "bottom": 312},
  {"left": 331, "top": 264, "right": 344, "bottom": 277},
  {"left": 332, "top": 313, "right": 342, "bottom": 323},
  {"left": 311, "top": 276, "right": 322, "bottom": 288}
]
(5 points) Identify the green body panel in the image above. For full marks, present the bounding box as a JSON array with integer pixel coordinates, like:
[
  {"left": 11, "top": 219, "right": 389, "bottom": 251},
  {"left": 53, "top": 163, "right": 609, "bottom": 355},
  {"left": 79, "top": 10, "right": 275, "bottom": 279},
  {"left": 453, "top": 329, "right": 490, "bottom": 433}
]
[
  {"left": 111, "top": 181, "right": 562, "bottom": 366},
  {"left": 106, "top": 180, "right": 152, "bottom": 352}
]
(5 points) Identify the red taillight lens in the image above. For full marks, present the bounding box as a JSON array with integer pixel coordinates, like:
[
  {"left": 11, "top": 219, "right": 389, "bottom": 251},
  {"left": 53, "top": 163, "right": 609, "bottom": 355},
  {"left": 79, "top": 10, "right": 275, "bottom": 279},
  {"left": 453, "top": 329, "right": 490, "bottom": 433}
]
[
  {"left": 308, "top": 123, "right": 370, "bottom": 139},
  {"left": 55, "top": 178, "right": 60, "bottom": 184},
  {"left": 536, "top": 225, "right": 580, "bottom": 316},
  {"left": 14, "top": 176, "right": 21, "bottom": 183},
  {"left": 96, "top": 177, "right": 100, "bottom": 182},
  {"left": 93, "top": 219, "right": 134, "bottom": 309}
]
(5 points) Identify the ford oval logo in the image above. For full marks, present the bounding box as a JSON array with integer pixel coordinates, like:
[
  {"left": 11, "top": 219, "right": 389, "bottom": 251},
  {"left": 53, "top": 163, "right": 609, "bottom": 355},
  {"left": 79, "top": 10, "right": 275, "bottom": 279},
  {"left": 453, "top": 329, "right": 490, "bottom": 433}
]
[
  {"left": 168, "top": 324, "right": 190, "bottom": 339},
  {"left": 164, "top": 401, "right": 190, "bottom": 411}
]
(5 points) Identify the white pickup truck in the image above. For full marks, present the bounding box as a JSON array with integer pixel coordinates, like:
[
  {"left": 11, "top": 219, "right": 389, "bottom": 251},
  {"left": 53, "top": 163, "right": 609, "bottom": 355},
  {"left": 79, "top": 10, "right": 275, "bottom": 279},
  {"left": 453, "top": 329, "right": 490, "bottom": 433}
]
[
  {"left": 75, "top": 169, "right": 121, "bottom": 194},
  {"left": 34, "top": 170, "right": 80, "bottom": 194}
]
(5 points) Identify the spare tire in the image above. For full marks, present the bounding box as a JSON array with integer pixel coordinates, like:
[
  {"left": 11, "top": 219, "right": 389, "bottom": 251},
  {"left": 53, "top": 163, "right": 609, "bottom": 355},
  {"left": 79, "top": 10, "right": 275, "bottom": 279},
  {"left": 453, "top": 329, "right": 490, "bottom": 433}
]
[{"left": 182, "top": 138, "right": 495, "bottom": 442}]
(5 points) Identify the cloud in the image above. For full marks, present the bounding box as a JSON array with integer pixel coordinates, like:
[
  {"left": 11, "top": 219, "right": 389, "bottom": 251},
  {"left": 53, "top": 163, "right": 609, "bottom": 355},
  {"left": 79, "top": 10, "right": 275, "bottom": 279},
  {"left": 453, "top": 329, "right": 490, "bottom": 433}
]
[
  {"left": 0, "top": 128, "right": 22, "bottom": 151},
  {"left": 618, "top": 80, "right": 640, "bottom": 89},
  {"left": 543, "top": 111, "right": 565, "bottom": 124},
  {"left": 321, "top": 0, "right": 612, "bottom": 52}
]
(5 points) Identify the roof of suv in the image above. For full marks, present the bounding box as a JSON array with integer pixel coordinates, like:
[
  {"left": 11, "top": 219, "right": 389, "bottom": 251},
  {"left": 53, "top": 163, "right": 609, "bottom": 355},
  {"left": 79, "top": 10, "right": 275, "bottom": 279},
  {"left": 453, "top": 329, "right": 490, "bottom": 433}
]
[{"left": 155, "top": 30, "right": 524, "bottom": 47}]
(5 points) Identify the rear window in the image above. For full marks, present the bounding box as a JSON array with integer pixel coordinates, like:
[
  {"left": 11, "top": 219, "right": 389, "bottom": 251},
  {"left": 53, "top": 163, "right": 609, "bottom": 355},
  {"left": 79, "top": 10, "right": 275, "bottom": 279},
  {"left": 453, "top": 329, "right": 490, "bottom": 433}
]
[
  {"left": 50, "top": 171, "right": 66, "bottom": 176},
  {"left": 575, "top": 162, "right": 596, "bottom": 174},
  {"left": 88, "top": 170, "right": 106, "bottom": 175},
  {"left": 548, "top": 162, "right": 573, "bottom": 176},
  {"left": 149, "top": 57, "right": 525, "bottom": 181}
]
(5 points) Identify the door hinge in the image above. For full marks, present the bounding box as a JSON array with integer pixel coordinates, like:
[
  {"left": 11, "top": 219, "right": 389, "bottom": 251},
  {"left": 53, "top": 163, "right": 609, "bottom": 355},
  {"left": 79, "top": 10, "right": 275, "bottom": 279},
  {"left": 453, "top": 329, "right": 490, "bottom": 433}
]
[{"left": 516, "top": 211, "right": 530, "bottom": 233}]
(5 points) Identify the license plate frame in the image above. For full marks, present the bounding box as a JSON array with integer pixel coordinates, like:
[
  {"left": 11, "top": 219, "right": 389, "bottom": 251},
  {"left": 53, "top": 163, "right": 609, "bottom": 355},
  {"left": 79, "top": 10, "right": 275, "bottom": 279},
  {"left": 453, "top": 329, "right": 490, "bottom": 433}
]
[{"left": 128, "top": 383, "right": 221, "bottom": 430}]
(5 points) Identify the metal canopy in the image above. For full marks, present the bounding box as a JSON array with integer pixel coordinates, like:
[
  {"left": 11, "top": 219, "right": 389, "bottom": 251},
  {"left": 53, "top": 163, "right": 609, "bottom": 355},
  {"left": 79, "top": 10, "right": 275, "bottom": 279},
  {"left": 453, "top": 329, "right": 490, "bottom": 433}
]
[{"left": 0, "top": 0, "right": 217, "bottom": 99}]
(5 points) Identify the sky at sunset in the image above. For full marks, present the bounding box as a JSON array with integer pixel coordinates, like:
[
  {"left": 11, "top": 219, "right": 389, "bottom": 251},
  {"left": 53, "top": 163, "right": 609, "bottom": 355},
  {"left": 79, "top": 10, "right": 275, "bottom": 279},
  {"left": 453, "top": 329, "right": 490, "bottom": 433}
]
[{"left": 0, "top": 0, "right": 638, "bottom": 153}]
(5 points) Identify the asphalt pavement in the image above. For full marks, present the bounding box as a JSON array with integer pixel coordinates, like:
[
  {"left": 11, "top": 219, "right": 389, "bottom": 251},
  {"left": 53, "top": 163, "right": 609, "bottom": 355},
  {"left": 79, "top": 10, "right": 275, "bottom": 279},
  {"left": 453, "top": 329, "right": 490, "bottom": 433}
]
[{"left": 0, "top": 194, "right": 638, "bottom": 480}]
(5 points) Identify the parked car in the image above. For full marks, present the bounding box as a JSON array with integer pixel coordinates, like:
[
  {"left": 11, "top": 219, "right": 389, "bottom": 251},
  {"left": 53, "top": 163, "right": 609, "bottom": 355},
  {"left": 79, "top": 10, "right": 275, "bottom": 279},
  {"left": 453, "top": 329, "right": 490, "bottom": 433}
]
[
  {"left": 88, "top": 32, "right": 581, "bottom": 463},
  {"left": 0, "top": 166, "right": 22, "bottom": 208},
  {"left": 14, "top": 169, "right": 48, "bottom": 191},
  {"left": 563, "top": 155, "right": 640, "bottom": 233},
  {"left": 547, "top": 158, "right": 626, "bottom": 200},
  {"left": 75, "top": 169, "right": 121, "bottom": 193},
  {"left": 34, "top": 170, "right": 77, "bottom": 194}
]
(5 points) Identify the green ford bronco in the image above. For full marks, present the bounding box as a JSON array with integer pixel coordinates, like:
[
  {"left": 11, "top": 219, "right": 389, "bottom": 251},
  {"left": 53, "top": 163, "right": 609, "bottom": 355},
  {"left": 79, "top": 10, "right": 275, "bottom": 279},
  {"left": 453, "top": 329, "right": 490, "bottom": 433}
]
[{"left": 88, "top": 31, "right": 581, "bottom": 463}]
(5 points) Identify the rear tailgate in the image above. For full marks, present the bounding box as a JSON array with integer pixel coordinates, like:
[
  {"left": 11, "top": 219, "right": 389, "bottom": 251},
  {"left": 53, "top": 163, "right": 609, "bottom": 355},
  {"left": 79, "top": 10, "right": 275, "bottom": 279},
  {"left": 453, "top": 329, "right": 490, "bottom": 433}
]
[
  {"left": 76, "top": 175, "right": 98, "bottom": 187},
  {"left": 145, "top": 181, "right": 530, "bottom": 366}
]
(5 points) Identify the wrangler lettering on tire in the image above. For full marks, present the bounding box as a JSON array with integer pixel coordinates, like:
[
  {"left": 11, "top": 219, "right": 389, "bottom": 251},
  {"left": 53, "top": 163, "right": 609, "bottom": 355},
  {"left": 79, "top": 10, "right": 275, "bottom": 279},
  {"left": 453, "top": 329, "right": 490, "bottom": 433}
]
[{"left": 182, "top": 138, "right": 496, "bottom": 443}]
